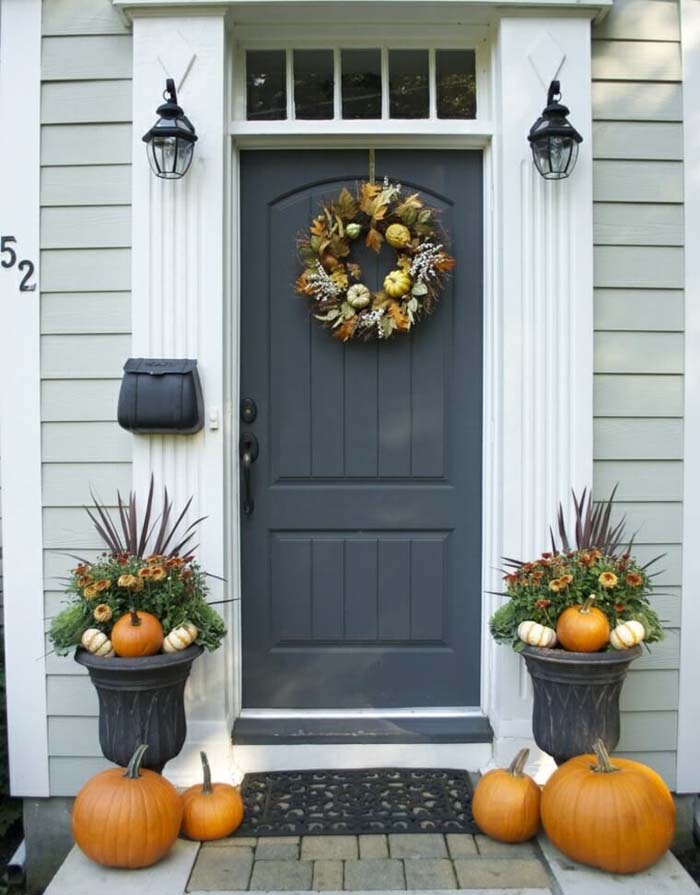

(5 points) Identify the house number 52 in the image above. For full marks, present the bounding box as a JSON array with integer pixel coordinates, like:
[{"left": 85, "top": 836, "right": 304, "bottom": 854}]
[{"left": 1, "top": 236, "right": 36, "bottom": 292}]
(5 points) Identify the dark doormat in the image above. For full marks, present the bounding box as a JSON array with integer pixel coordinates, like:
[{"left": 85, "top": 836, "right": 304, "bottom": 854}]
[{"left": 234, "top": 768, "right": 477, "bottom": 837}]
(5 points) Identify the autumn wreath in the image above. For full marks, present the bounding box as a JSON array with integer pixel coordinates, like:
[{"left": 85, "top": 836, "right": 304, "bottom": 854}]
[{"left": 296, "top": 178, "right": 455, "bottom": 342}]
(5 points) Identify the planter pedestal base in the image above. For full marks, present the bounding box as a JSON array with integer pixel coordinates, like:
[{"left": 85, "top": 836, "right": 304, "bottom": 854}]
[{"left": 521, "top": 644, "right": 641, "bottom": 764}]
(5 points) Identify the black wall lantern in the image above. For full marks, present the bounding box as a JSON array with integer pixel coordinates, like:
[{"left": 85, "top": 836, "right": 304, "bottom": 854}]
[
  {"left": 143, "top": 79, "right": 198, "bottom": 180},
  {"left": 527, "top": 80, "right": 583, "bottom": 181}
]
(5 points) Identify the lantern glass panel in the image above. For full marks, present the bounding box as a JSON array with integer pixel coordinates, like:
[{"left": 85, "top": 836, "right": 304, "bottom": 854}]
[
  {"left": 532, "top": 136, "right": 578, "bottom": 180},
  {"left": 147, "top": 136, "right": 194, "bottom": 179}
]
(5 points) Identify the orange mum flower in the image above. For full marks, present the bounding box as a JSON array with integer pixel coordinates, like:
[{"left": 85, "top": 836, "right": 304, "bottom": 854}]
[
  {"left": 93, "top": 603, "right": 112, "bottom": 623},
  {"left": 615, "top": 602, "right": 626, "bottom": 613},
  {"left": 77, "top": 575, "right": 92, "bottom": 588},
  {"left": 535, "top": 599, "right": 552, "bottom": 609},
  {"left": 559, "top": 574, "right": 574, "bottom": 586},
  {"left": 83, "top": 584, "right": 99, "bottom": 599},
  {"left": 94, "top": 579, "right": 111, "bottom": 592},
  {"left": 548, "top": 579, "right": 563, "bottom": 593},
  {"left": 625, "top": 572, "right": 643, "bottom": 587},
  {"left": 165, "top": 557, "right": 186, "bottom": 569},
  {"left": 138, "top": 567, "right": 154, "bottom": 579},
  {"left": 150, "top": 566, "right": 167, "bottom": 582},
  {"left": 599, "top": 571, "right": 619, "bottom": 589}
]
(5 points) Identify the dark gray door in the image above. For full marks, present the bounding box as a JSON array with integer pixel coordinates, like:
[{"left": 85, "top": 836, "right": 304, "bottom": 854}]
[{"left": 239, "top": 150, "right": 482, "bottom": 709}]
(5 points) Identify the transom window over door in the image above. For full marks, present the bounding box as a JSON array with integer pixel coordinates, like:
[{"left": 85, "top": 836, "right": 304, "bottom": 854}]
[{"left": 245, "top": 47, "right": 477, "bottom": 122}]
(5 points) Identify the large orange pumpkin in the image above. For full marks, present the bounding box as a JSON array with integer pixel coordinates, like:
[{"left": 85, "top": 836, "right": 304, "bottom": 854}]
[
  {"left": 181, "top": 751, "right": 244, "bottom": 841},
  {"left": 472, "top": 748, "right": 541, "bottom": 843},
  {"left": 541, "top": 739, "right": 675, "bottom": 873},
  {"left": 556, "top": 596, "right": 610, "bottom": 652},
  {"left": 111, "top": 610, "right": 163, "bottom": 657},
  {"left": 72, "top": 744, "right": 182, "bottom": 868}
]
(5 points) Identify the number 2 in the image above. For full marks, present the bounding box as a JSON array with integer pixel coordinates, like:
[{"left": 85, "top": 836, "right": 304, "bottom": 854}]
[{"left": 18, "top": 259, "right": 36, "bottom": 292}]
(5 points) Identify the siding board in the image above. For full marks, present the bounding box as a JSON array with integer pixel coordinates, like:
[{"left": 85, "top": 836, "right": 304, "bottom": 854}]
[
  {"left": 47, "top": 676, "right": 98, "bottom": 716},
  {"left": 618, "top": 711, "right": 678, "bottom": 751},
  {"left": 593, "top": 122, "right": 683, "bottom": 161},
  {"left": 41, "top": 165, "right": 131, "bottom": 206},
  {"left": 41, "top": 123, "right": 131, "bottom": 166},
  {"left": 594, "top": 289, "right": 683, "bottom": 331},
  {"left": 41, "top": 248, "right": 131, "bottom": 292},
  {"left": 50, "top": 758, "right": 113, "bottom": 796},
  {"left": 41, "top": 206, "right": 131, "bottom": 249},
  {"left": 593, "top": 204, "right": 683, "bottom": 246},
  {"left": 592, "top": 82, "right": 682, "bottom": 122},
  {"left": 594, "top": 375, "right": 683, "bottom": 416},
  {"left": 43, "top": 463, "right": 131, "bottom": 506},
  {"left": 593, "top": 161, "right": 683, "bottom": 202},
  {"left": 621, "top": 671, "right": 679, "bottom": 712},
  {"left": 613, "top": 502, "right": 681, "bottom": 543},
  {"left": 41, "top": 379, "right": 121, "bottom": 421},
  {"left": 594, "top": 246, "right": 683, "bottom": 289},
  {"left": 43, "top": 508, "right": 109, "bottom": 550},
  {"left": 41, "top": 80, "right": 132, "bottom": 125},
  {"left": 42, "top": 0, "right": 128, "bottom": 37},
  {"left": 49, "top": 718, "right": 101, "bottom": 756},
  {"left": 41, "top": 334, "right": 129, "bottom": 378},
  {"left": 42, "top": 422, "right": 131, "bottom": 463},
  {"left": 41, "top": 292, "right": 131, "bottom": 334},
  {"left": 594, "top": 332, "right": 684, "bottom": 374},
  {"left": 593, "top": 0, "right": 679, "bottom": 41},
  {"left": 594, "top": 419, "right": 683, "bottom": 459},
  {"left": 592, "top": 40, "right": 681, "bottom": 82},
  {"left": 42, "top": 35, "right": 132, "bottom": 81},
  {"left": 594, "top": 461, "right": 683, "bottom": 501}
]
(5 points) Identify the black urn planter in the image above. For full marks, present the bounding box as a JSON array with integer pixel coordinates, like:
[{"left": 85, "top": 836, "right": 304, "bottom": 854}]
[
  {"left": 75, "top": 644, "right": 203, "bottom": 773},
  {"left": 521, "top": 644, "right": 642, "bottom": 765}
]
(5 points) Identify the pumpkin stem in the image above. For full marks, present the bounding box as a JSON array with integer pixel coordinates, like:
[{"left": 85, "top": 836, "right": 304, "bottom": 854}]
[
  {"left": 580, "top": 595, "right": 597, "bottom": 615},
  {"left": 129, "top": 609, "right": 141, "bottom": 626},
  {"left": 200, "top": 751, "right": 213, "bottom": 794},
  {"left": 591, "top": 738, "right": 621, "bottom": 774},
  {"left": 124, "top": 743, "right": 149, "bottom": 779},
  {"left": 508, "top": 748, "right": 530, "bottom": 777}
]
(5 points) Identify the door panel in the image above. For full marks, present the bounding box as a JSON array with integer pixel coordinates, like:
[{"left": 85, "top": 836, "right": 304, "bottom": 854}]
[{"left": 239, "top": 150, "right": 483, "bottom": 709}]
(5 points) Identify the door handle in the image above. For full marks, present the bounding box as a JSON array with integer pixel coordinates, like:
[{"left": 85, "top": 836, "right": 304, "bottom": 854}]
[{"left": 239, "top": 431, "right": 259, "bottom": 516}]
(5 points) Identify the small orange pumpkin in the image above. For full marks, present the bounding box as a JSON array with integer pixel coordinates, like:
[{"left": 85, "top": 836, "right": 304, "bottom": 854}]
[
  {"left": 472, "top": 748, "right": 541, "bottom": 843},
  {"left": 541, "top": 739, "right": 675, "bottom": 873},
  {"left": 556, "top": 596, "right": 610, "bottom": 652},
  {"left": 72, "top": 744, "right": 182, "bottom": 868},
  {"left": 181, "top": 751, "right": 244, "bottom": 841},
  {"left": 111, "top": 609, "right": 163, "bottom": 657}
]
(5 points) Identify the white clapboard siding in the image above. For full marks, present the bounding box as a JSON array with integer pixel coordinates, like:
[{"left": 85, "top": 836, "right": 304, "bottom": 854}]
[
  {"left": 594, "top": 419, "right": 683, "bottom": 460},
  {"left": 42, "top": 463, "right": 131, "bottom": 506},
  {"left": 594, "top": 290, "right": 683, "bottom": 331},
  {"left": 593, "top": 204, "right": 683, "bottom": 247},
  {"left": 41, "top": 124, "right": 132, "bottom": 166},
  {"left": 44, "top": 549, "right": 103, "bottom": 587},
  {"left": 633, "top": 630, "right": 681, "bottom": 670},
  {"left": 42, "top": 422, "right": 131, "bottom": 463},
  {"left": 42, "top": 35, "right": 132, "bottom": 81},
  {"left": 593, "top": 0, "right": 679, "bottom": 41},
  {"left": 43, "top": 507, "right": 115, "bottom": 550},
  {"left": 618, "top": 711, "right": 678, "bottom": 751},
  {"left": 49, "top": 717, "right": 101, "bottom": 756},
  {"left": 593, "top": 161, "right": 683, "bottom": 202},
  {"left": 612, "top": 502, "right": 681, "bottom": 543},
  {"left": 41, "top": 80, "right": 132, "bottom": 125},
  {"left": 595, "top": 332, "right": 684, "bottom": 374},
  {"left": 594, "top": 246, "right": 683, "bottom": 289},
  {"left": 41, "top": 292, "right": 131, "bottom": 335},
  {"left": 593, "top": 82, "right": 682, "bottom": 122},
  {"left": 45, "top": 649, "right": 86, "bottom": 678},
  {"left": 42, "top": 0, "right": 128, "bottom": 37},
  {"left": 41, "top": 206, "right": 131, "bottom": 249},
  {"left": 650, "top": 590, "right": 681, "bottom": 627},
  {"left": 41, "top": 248, "right": 131, "bottom": 292},
  {"left": 41, "top": 165, "right": 131, "bottom": 206},
  {"left": 621, "top": 670, "right": 679, "bottom": 712},
  {"left": 47, "top": 675, "right": 98, "bottom": 716},
  {"left": 592, "top": 40, "right": 681, "bottom": 82},
  {"left": 41, "top": 334, "right": 130, "bottom": 378},
  {"left": 41, "top": 379, "right": 121, "bottom": 421},
  {"left": 594, "top": 375, "right": 683, "bottom": 417},
  {"left": 636, "top": 545, "right": 682, "bottom": 585},
  {"left": 49, "top": 757, "right": 114, "bottom": 797},
  {"left": 593, "top": 122, "right": 683, "bottom": 161},
  {"left": 594, "top": 460, "right": 683, "bottom": 501}
]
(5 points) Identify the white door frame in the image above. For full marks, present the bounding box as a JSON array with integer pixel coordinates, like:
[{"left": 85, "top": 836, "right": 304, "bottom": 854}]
[{"left": 120, "top": 1, "right": 595, "bottom": 787}]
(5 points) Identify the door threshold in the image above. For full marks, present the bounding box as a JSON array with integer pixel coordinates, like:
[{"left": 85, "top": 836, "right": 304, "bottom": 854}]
[{"left": 232, "top": 712, "right": 493, "bottom": 745}]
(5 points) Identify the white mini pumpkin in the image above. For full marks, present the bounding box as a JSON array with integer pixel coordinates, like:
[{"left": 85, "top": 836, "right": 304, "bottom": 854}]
[
  {"left": 347, "top": 284, "right": 371, "bottom": 309},
  {"left": 163, "top": 622, "right": 198, "bottom": 653},
  {"left": 517, "top": 620, "right": 557, "bottom": 649},
  {"left": 610, "top": 619, "right": 645, "bottom": 650},
  {"left": 81, "top": 627, "right": 115, "bottom": 657}
]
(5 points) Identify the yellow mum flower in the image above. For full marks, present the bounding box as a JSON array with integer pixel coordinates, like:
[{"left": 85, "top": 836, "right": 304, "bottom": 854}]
[
  {"left": 559, "top": 574, "right": 574, "bottom": 586},
  {"left": 599, "top": 571, "right": 619, "bottom": 589},
  {"left": 117, "top": 574, "right": 143, "bottom": 590},
  {"left": 94, "top": 579, "right": 111, "bottom": 592},
  {"left": 83, "top": 584, "right": 99, "bottom": 599},
  {"left": 548, "top": 579, "right": 562, "bottom": 593},
  {"left": 93, "top": 603, "right": 112, "bottom": 623}
]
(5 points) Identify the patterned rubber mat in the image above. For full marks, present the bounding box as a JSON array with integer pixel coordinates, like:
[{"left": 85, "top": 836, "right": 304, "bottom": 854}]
[{"left": 234, "top": 767, "right": 477, "bottom": 837}]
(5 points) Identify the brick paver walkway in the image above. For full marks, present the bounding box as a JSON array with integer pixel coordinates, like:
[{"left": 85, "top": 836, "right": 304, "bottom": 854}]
[{"left": 186, "top": 833, "right": 552, "bottom": 891}]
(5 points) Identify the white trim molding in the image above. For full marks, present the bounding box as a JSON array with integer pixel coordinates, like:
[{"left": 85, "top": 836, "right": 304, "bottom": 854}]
[
  {"left": 677, "top": 0, "right": 700, "bottom": 794},
  {"left": 0, "top": 0, "right": 50, "bottom": 796}
]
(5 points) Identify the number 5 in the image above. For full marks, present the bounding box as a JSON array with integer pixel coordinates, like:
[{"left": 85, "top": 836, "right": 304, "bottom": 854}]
[{"left": 1, "top": 236, "right": 17, "bottom": 269}]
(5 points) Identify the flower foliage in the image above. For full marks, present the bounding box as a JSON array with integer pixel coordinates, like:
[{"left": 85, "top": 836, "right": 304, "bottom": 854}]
[
  {"left": 296, "top": 178, "right": 455, "bottom": 342},
  {"left": 490, "top": 489, "right": 664, "bottom": 649}
]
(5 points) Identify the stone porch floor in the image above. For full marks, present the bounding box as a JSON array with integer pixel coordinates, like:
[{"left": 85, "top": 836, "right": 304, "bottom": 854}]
[{"left": 187, "top": 833, "right": 551, "bottom": 892}]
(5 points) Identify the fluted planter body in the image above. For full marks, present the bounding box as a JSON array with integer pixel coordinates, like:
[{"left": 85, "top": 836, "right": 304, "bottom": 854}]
[
  {"left": 75, "top": 645, "right": 202, "bottom": 772},
  {"left": 521, "top": 644, "right": 641, "bottom": 765}
]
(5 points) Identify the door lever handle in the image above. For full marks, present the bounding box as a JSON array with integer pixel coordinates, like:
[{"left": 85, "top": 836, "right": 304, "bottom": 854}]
[{"left": 239, "top": 432, "right": 259, "bottom": 516}]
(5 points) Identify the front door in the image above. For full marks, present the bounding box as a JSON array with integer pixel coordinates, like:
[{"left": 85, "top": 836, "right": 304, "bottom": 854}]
[{"left": 239, "top": 150, "right": 483, "bottom": 710}]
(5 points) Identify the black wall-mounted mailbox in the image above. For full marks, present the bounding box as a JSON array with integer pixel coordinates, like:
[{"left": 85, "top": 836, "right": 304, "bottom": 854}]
[{"left": 117, "top": 358, "right": 204, "bottom": 434}]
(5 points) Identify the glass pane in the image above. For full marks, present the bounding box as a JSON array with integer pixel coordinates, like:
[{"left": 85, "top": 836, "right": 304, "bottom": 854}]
[
  {"left": 436, "top": 50, "right": 477, "bottom": 119},
  {"left": 246, "top": 50, "right": 287, "bottom": 120},
  {"left": 389, "top": 50, "right": 429, "bottom": 119},
  {"left": 341, "top": 49, "right": 382, "bottom": 119},
  {"left": 294, "top": 50, "right": 334, "bottom": 120}
]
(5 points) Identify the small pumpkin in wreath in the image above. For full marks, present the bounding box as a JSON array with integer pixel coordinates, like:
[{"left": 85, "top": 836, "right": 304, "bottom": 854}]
[{"left": 296, "top": 178, "right": 455, "bottom": 342}]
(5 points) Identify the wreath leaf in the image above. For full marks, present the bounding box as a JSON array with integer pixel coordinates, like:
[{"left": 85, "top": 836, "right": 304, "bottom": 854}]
[
  {"left": 336, "top": 188, "right": 359, "bottom": 220},
  {"left": 366, "top": 228, "right": 384, "bottom": 253}
]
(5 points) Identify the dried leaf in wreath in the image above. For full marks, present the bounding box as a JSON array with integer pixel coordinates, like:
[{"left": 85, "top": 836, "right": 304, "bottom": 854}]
[
  {"left": 359, "top": 182, "right": 382, "bottom": 214},
  {"left": 336, "top": 187, "right": 359, "bottom": 220},
  {"left": 347, "top": 262, "right": 362, "bottom": 280},
  {"left": 310, "top": 216, "right": 327, "bottom": 238},
  {"left": 366, "top": 228, "right": 384, "bottom": 253}
]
